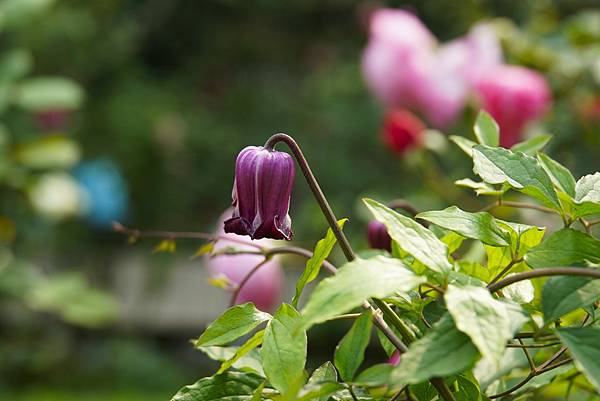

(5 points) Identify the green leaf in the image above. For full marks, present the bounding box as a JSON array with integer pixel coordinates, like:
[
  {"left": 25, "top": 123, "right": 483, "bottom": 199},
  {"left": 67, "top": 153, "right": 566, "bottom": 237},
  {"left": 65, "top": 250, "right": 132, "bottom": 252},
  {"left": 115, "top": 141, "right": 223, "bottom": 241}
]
[
  {"left": 198, "top": 346, "right": 263, "bottom": 375},
  {"left": 417, "top": 206, "right": 510, "bottom": 247},
  {"left": 454, "top": 178, "right": 505, "bottom": 196},
  {"left": 391, "top": 314, "right": 479, "bottom": 384},
  {"left": 363, "top": 199, "right": 452, "bottom": 274},
  {"left": 218, "top": 330, "right": 265, "bottom": 374},
  {"left": 250, "top": 382, "right": 265, "bottom": 401},
  {"left": 472, "top": 145, "right": 561, "bottom": 211},
  {"left": 454, "top": 373, "right": 483, "bottom": 401},
  {"left": 300, "top": 255, "right": 426, "bottom": 330},
  {"left": 474, "top": 110, "right": 499, "bottom": 147},
  {"left": 153, "top": 239, "right": 176, "bottom": 253},
  {"left": 292, "top": 219, "right": 348, "bottom": 308},
  {"left": 308, "top": 361, "right": 337, "bottom": 384},
  {"left": 571, "top": 173, "right": 600, "bottom": 219},
  {"left": 170, "top": 371, "right": 264, "bottom": 401},
  {"left": 542, "top": 276, "right": 600, "bottom": 323},
  {"left": 557, "top": 326, "right": 600, "bottom": 391},
  {"left": 307, "top": 362, "right": 338, "bottom": 401},
  {"left": 450, "top": 135, "right": 478, "bottom": 157},
  {"left": 510, "top": 135, "right": 552, "bottom": 155},
  {"left": 524, "top": 228, "right": 600, "bottom": 268},
  {"left": 445, "top": 285, "right": 527, "bottom": 364},
  {"left": 191, "top": 242, "right": 215, "bottom": 260},
  {"left": 261, "top": 304, "right": 307, "bottom": 394},
  {"left": 194, "top": 303, "right": 271, "bottom": 347},
  {"left": 294, "top": 383, "right": 345, "bottom": 401},
  {"left": 353, "top": 364, "right": 394, "bottom": 387},
  {"left": 334, "top": 310, "right": 373, "bottom": 381},
  {"left": 14, "top": 77, "right": 84, "bottom": 111},
  {"left": 537, "top": 153, "right": 576, "bottom": 196}
]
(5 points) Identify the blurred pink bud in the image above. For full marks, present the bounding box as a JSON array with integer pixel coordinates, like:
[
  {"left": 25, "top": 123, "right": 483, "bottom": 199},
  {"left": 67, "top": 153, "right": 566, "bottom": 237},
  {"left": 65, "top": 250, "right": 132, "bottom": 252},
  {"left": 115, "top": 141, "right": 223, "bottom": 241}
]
[
  {"left": 389, "top": 350, "right": 401, "bottom": 366},
  {"left": 476, "top": 65, "right": 551, "bottom": 147},
  {"left": 367, "top": 220, "right": 392, "bottom": 251},
  {"left": 382, "top": 109, "right": 425, "bottom": 154},
  {"left": 206, "top": 214, "right": 284, "bottom": 312}
]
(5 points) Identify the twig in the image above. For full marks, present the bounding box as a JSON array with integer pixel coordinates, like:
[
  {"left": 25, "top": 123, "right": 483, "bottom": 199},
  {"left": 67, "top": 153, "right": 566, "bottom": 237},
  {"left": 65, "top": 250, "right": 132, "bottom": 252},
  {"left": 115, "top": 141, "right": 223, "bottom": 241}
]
[
  {"left": 488, "top": 268, "right": 600, "bottom": 293},
  {"left": 519, "top": 339, "right": 536, "bottom": 371},
  {"left": 112, "top": 221, "right": 264, "bottom": 250},
  {"left": 489, "top": 373, "right": 535, "bottom": 399},
  {"left": 507, "top": 341, "right": 561, "bottom": 349}
]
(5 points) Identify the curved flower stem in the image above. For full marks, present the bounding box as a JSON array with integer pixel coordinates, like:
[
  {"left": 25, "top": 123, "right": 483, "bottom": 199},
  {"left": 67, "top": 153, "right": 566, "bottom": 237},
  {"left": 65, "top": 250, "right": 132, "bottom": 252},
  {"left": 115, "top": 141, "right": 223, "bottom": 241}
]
[
  {"left": 112, "top": 221, "right": 265, "bottom": 250},
  {"left": 264, "top": 133, "right": 456, "bottom": 401},
  {"left": 264, "top": 133, "right": 355, "bottom": 261},
  {"left": 229, "top": 258, "right": 270, "bottom": 307},
  {"left": 488, "top": 268, "right": 600, "bottom": 293}
]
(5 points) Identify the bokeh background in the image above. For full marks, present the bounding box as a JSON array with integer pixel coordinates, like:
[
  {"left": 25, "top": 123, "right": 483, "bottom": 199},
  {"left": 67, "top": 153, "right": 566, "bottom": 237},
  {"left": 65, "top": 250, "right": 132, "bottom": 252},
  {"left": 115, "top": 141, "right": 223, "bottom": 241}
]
[{"left": 1, "top": 1, "right": 599, "bottom": 400}]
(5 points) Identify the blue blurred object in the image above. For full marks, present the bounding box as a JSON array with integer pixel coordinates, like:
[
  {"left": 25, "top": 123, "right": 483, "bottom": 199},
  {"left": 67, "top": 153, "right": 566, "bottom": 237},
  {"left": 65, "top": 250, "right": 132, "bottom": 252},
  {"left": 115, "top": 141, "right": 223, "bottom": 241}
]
[{"left": 73, "top": 159, "right": 129, "bottom": 228}]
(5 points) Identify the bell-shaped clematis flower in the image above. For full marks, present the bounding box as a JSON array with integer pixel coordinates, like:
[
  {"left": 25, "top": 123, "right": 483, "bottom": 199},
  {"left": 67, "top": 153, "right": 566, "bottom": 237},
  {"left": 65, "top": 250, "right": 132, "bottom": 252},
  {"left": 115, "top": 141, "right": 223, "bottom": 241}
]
[
  {"left": 224, "top": 146, "right": 295, "bottom": 240},
  {"left": 475, "top": 65, "right": 551, "bottom": 147},
  {"left": 382, "top": 109, "right": 426, "bottom": 154},
  {"left": 367, "top": 220, "right": 392, "bottom": 252},
  {"left": 207, "top": 215, "right": 284, "bottom": 312}
]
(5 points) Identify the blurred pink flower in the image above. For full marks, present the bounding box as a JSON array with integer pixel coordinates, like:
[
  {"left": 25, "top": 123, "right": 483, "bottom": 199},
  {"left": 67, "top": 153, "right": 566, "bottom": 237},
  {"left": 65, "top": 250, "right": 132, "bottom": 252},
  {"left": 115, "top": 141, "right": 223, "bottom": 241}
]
[
  {"left": 362, "top": 9, "right": 503, "bottom": 128},
  {"left": 475, "top": 65, "right": 551, "bottom": 147},
  {"left": 362, "top": 9, "right": 435, "bottom": 108},
  {"left": 205, "top": 214, "right": 284, "bottom": 312}
]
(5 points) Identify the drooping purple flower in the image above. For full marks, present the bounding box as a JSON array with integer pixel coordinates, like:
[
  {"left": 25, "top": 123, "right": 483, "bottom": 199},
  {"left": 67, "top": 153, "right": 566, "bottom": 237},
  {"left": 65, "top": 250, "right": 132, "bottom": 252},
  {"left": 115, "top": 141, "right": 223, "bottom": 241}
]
[
  {"left": 224, "top": 146, "right": 295, "bottom": 240},
  {"left": 367, "top": 220, "right": 392, "bottom": 252}
]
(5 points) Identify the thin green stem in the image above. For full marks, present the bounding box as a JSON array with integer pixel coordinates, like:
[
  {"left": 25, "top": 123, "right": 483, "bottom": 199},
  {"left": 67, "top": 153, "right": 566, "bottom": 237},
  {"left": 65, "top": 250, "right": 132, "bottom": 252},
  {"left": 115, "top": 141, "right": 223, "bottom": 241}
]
[
  {"left": 480, "top": 199, "right": 556, "bottom": 214},
  {"left": 487, "top": 258, "right": 523, "bottom": 287},
  {"left": 373, "top": 299, "right": 416, "bottom": 344},
  {"left": 264, "top": 133, "right": 355, "bottom": 261},
  {"left": 488, "top": 268, "right": 600, "bottom": 293}
]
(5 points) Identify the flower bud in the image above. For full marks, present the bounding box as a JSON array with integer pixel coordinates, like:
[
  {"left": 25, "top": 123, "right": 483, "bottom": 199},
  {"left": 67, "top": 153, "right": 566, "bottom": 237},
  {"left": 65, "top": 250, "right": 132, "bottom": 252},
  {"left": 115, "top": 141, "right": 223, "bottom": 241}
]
[
  {"left": 367, "top": 220, "right": 392, "bottom": 252},
  {"left": 382, "top": 109, "right": 425, "bottom": 154},
  {"left": 389, "top": 350, "right": 401, "bottom": 366},
  {"left": 475, "top": 65, "right": 551, "bottom": 147},
  {"left": 224, "top": 146, "right": 295, "bottom": 240}
]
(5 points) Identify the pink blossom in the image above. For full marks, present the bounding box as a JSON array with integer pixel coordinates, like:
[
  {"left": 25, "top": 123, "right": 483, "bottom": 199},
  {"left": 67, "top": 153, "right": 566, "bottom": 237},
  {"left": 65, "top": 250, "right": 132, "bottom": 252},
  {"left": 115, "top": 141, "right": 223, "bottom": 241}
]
[
  {"left": 475, "top": 65, "right": 551, "bottom": 147},
  {"left": 361, "top": 9, "right": 435, "bottom": 108},
  {"left": 362, "top": 9, "right": 503, "bottom": 128},
  {"left": 205, "top": 214, "right": 284, "bottom": 312}
]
